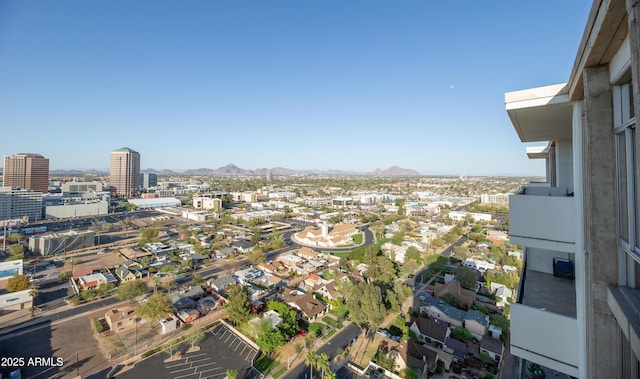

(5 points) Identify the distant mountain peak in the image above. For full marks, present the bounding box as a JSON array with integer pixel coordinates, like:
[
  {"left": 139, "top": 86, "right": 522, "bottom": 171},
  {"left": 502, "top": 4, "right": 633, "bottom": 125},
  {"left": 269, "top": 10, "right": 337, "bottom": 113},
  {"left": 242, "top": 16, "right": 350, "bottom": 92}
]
[{"left": 370, "top": 166, "right": 421, "bottom": 176}]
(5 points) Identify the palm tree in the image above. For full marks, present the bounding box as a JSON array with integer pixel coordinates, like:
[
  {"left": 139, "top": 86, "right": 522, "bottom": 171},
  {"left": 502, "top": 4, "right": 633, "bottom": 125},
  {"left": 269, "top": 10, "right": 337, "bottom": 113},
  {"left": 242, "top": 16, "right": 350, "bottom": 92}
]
[
  {"left": 29, "top": 285, "right": 39, "bottom": 316},
  {"left": 225, "top": 369, "right": 238, "bottom": 379},
  {"left": 325, "top": 371, "right": 337, "bottom": 379},
  {"left": 305, "top": 350, "right": 318, "bottom": 379},
  {"left": 152, "top": 277, "right": 160, "bottom": 295},
  {"left": 317, "top": 353, "right": 330, "bottom": 379}
]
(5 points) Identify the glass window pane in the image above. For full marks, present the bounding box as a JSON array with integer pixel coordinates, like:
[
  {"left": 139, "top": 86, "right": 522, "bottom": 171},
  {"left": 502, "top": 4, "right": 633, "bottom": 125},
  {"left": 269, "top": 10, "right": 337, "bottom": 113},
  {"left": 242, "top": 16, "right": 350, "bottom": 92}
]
[{"left": 618, "top": 131, "right": 629, "bottom": 242}]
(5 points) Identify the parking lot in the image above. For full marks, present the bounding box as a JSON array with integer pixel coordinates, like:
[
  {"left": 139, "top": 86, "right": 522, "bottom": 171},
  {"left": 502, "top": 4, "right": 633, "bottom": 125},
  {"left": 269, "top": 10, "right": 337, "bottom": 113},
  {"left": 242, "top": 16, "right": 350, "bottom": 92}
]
[{"left": 116, "top": 323, "right": 260, "bottom": 379}]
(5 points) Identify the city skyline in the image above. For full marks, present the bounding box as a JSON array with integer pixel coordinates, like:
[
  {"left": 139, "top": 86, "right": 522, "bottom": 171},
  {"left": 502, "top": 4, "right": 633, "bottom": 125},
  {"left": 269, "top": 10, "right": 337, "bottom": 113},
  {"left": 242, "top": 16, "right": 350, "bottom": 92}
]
[{"left": 0, "top": 1, "right": 591, "bottom": 176}]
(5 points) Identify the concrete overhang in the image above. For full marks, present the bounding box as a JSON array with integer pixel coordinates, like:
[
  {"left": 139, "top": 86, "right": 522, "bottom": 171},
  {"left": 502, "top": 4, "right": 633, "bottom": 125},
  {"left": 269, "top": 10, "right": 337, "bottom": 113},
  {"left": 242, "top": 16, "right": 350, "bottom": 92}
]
[
  {"left": 526, "top": 143, "right": 551, "bottom": 159},
  {"left": 505, "top": 83, "right": 572, "bottom": 143}
]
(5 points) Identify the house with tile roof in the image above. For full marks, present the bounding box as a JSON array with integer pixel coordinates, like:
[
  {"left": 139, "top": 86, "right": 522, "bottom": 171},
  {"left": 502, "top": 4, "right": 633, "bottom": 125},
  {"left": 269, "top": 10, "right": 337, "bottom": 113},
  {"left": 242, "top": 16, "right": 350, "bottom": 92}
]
[
  {"left": 281, "top": 291, "right": 328, "bottom": 322},
  {"left": 297, "top": 246, "right": 319, "bottom": 260}
]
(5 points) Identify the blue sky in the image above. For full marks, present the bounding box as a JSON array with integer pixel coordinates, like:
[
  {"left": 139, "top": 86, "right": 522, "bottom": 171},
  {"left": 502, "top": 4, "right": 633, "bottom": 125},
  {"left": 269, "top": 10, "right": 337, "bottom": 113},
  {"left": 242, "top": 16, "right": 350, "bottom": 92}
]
[{"left": 0, "top": 1, "right": 591, "bottom": 176}]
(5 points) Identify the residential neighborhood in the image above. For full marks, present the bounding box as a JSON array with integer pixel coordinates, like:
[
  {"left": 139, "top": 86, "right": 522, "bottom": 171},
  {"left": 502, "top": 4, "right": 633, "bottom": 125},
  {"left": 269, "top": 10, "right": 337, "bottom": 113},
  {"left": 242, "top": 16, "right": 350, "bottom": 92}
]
[{"left": 1, "top": 174, "right": 524, "bottom": 379}]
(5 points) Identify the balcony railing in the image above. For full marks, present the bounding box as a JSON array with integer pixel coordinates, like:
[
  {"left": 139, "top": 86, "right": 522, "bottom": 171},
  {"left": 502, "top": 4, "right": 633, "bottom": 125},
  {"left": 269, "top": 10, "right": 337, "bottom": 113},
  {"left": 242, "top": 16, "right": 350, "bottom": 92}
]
[
  {"left": 511, "top": 304, "right": 578, "bottom": 377},
  {"left": 509, "top": 186, "right": 575, "bottom": 251},
  {"left": 510, "top": 260, "right": 578, "bottom": 377}
]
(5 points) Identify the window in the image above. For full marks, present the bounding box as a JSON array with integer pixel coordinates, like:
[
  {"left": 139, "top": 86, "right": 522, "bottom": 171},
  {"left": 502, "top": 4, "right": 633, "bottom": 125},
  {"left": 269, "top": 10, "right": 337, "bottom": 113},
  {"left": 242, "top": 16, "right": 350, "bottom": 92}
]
[{"left": 614, "top": 79, "right": 639, "bottom": 270}]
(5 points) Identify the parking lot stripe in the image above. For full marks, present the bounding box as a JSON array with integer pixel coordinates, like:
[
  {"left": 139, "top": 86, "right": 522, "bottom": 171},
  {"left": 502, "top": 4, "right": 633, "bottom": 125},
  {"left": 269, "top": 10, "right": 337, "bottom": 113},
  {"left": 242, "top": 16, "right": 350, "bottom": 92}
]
[
  {"left": 197, "top": 367, "right": 224, "bottom": 377},
  {"left": 170, "top": 365, "right": 197, "bottom": 374},
  {"left": 239, "top": 344, "right": 248, "bottom": 357},
  {"left": 169, "top": 364, "right": 197, "bottom": 374},
  {"left": 185, "top": 353, "right": 208, "bottom": 359},
  {"left": 223, "top": 333, "right": 232, "bottom": 343},
  {"left": 173, "top": 371, "right": 199, "bottom": 379},
  {"left": 187, "top": 358, "right": 212, "bottom": 364}
]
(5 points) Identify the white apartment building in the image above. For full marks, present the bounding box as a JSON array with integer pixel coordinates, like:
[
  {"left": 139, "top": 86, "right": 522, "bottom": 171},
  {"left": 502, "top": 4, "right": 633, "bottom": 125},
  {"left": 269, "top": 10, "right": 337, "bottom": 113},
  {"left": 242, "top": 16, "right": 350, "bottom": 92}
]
[
  {"left": 192, "top": 195, "right": 222, "bottom": 211},
  {"left": 479, "top": 193, "right": 509, "bottom": 205},
  {"left": 0, "top": 187, "right": 43, "bottom": 221},
  {"left": 505, "top": 1, "right": 640, "bottom": 377}
]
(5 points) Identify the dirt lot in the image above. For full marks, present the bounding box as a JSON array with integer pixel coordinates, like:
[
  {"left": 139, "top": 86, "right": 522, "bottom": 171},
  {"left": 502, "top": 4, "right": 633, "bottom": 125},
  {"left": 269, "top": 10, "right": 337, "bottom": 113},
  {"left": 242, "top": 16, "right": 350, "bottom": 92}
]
[
  {"left": 61, "top": 251, "right": 127, "bottom": 273},
  {"left": 0, "top": 314, "right": 110, "bottom": 379}
]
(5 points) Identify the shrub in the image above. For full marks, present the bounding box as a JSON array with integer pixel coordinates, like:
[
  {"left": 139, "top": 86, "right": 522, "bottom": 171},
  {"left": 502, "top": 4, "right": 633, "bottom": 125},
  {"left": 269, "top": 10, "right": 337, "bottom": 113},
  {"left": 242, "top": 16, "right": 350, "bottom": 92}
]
[{"left": 92, "top": 318, "right": 104, "bottom": 333}]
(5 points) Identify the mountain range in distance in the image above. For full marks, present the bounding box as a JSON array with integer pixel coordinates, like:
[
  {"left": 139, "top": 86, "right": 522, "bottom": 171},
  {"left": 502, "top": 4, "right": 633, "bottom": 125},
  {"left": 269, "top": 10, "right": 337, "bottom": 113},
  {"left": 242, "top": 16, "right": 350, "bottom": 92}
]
[{"left": 48, "top": 164, "right": 422, "bottom": 177}]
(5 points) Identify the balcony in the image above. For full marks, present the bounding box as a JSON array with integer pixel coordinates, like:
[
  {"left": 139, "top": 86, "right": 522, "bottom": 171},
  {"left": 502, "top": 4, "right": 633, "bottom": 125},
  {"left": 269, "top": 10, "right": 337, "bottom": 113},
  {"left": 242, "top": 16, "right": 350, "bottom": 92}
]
[
  {"left": 510, "top": 269, "right": 578, "bottom": 377},
  {"left": 509, "top": 186, "right": 575, "bottom": 252}
]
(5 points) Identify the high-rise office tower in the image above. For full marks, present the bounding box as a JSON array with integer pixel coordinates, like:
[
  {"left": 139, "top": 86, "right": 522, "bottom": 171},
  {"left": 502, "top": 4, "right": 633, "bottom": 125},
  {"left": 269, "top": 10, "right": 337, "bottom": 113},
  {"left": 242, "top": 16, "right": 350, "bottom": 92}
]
[
  {"left": 140, "top": 172, "right": 157, "bottom": 189},
  {"left": 504, "top": 1, "right": 640, "bottom": 377},
  {"left": 3, "top": 153, "right": 50, "bottom": 193},
  {"left": 109, "top": 147, "right": 140, "bottom": 198}
]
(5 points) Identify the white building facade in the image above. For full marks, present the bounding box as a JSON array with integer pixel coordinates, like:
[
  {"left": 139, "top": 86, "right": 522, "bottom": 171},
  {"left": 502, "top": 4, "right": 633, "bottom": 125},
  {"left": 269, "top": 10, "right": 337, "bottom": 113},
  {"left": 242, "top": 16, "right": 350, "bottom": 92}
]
[{"left": 505, "top": 1, "right": 640, "bottom": 377}]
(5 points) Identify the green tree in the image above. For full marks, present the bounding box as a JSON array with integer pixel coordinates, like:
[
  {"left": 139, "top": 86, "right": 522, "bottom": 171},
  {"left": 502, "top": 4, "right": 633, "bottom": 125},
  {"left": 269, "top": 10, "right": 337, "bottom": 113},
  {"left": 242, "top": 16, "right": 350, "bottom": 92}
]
[
  {"left": 247, "top": 248, "right": 267, "bottom": 265},
  {"left": 390, "top": 233, "right": 404, "bottom": 246},
  {"left": 137, "top": 294, "right": 173, "bottom": 326},
  {"left": 116, "top": 280, "right": 148, "bottom": 300},
  {"left": 8, "top": 244, "right": 24, "bottom": 257},
  {"left": 7, "top": 233, "right": 25, "bottom": 243},
  {"left": 185, "top": 326, "right": 206, "bottom": 348},
  {"left": 455, "top": 266, "right": 478, "bottom": 290},
  {"left": 96, "top": 283, "right": 114, "bottom": 297},
  {"left": 225, "top": 369, "right": 239, "bottom": 379},
  {"left": 139, "top": 227, "right": 160, "bottom": 244},
  {"left": 160, "top": 277, "right": 178, "bottom": 292},
  {"left": 226, "top": 284, "right": 251, "bottom": 325},
  {"left": 269, "top": 238, "right": 286, "bottom": 250},
  {"left": 140, "top": 256, "right": 150, "bottom": 268},
  {"left": 80, "top": 289, "right": 96, "bottom": 301},
  {"left": 442, "top": 293, "right": 460, "bottom": 308},
  {"left": 7, "top": 274, "right": 30, "bottom": 292},
  {"left": 256, "top": 320, "right": 285, "bottom": 355},
  {"left": 343, "top": 282, "right": 386, "bottom": 333},
  {"left": 266, "top": 300, "right": 299, "bottom": 338},
  {"left": 402, "top": 260, "right": 418, "bottom": 275},
  {"left": 192, "top": 274, "right": 205, "bottom": 286},
  {"left": 58, "top": 270, "right": 72, "bottom": 281},
  {"left": 451, "top": 327, "right": 473, "bottom": 342},
  {"left": 405, "top": 246, "right": 421, "bottom": 263},
  {"left": 385, "top": 289, "right": 400, "bottom": 312}
]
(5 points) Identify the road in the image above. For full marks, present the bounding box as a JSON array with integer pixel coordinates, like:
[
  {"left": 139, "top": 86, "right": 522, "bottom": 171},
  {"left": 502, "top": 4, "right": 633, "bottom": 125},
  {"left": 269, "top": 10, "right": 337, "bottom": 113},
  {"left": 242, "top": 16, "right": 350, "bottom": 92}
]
[{"left": 282, "top": 323, "right": 361, "bottom": 379}]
